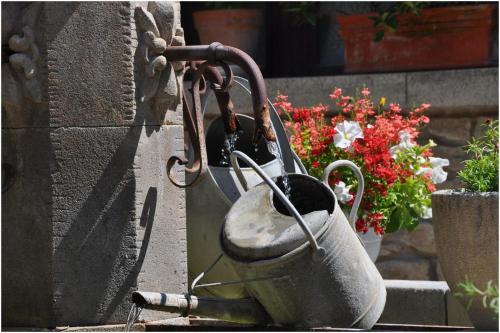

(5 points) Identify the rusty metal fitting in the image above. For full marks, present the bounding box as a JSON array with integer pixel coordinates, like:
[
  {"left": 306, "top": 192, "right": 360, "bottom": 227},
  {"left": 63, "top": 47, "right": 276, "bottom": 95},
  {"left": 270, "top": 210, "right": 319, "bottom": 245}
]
[{"left": 164, "top": 44, "right": 276, "bottom": 143}]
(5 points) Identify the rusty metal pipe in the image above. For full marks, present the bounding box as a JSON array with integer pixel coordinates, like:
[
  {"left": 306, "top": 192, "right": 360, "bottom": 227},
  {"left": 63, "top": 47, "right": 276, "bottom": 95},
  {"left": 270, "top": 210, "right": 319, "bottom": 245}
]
[
  {"left": 198, "top": 63, "right": 241, "bottom": 134},
  {"left": 164, "top": 43, "right": 276, "bottom": 143},
  {"left": 132, "top": 291, "right": 271, "bottom": 324}
]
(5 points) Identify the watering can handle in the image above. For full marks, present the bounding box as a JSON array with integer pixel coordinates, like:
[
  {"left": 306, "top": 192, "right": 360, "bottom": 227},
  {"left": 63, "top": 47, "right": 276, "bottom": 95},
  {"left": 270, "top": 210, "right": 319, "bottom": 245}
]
[
  {"left": 321, "top": 160, "right": 364, "bottom": 230},
  {"left": 230, "top": 150, "right": 325, "bottom": 258}
]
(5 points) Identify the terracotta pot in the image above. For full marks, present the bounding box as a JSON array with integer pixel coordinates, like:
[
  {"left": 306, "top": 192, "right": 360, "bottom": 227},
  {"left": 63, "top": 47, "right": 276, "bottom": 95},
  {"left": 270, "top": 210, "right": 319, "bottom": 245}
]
[
  {"left": 193, "top": 9, "right": 263, "bottom": 61},
  {"left": 432, "top": 190, "right": 499, "bottom": 330},
  {"left": 338, "top": 5, "right": 497, "bottom": 73}
]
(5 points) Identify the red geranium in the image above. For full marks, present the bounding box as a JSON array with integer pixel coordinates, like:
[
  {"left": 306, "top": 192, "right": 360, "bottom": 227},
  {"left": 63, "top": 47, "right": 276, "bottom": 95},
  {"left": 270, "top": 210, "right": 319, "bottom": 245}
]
[{"left": 274, "top": 88, "right": 447, "bottom": 234}]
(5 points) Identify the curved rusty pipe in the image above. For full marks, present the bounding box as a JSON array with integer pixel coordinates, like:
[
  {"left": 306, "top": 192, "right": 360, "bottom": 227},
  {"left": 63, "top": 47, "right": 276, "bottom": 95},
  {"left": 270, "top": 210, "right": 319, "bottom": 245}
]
[
  {"left": 164, "top": 43, "right": 276, "bottom": 143},
  {"left": 197, "top": 62, "right": 241, "bottom": 135}
]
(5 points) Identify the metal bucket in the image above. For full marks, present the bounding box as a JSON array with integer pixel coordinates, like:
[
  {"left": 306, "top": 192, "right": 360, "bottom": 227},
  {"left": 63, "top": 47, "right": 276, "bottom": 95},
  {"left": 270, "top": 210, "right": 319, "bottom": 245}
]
[
  {"left": 186, "top": 111, "right": 302, "bottom": 299},
  {"left": 220, "top": 151, "right": 386, "bottom": 329}
]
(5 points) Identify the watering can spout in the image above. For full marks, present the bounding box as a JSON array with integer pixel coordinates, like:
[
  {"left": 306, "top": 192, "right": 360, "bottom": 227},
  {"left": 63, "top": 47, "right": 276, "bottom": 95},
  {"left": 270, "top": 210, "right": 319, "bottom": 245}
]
[
  {"left": 164, "top": 43, "right": 276, "bottom": 143},
  {"left": 131, "top": 291, "right": 271, "bottom": 325}
]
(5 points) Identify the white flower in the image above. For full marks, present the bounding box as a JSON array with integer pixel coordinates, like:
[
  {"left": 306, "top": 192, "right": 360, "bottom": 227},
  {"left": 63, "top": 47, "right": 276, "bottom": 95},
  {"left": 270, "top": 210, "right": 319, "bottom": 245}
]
[
  {"left": 334, "top": 181, "right": 353, "bottom": 204},
  {"left": 333, "top": 121, "right": 364, "bottom": 149},
  {"left": 420, "top": 206, "right": 433, "bottom": 219},
  {"left": 428, "top": 157, "right": 449, "bottom": 184},
  {"left": 417, "top": 157, "right": 449, "bottom": 184},
  {"left": 389, "top": 130, "right": 415, "bottom": 158}
]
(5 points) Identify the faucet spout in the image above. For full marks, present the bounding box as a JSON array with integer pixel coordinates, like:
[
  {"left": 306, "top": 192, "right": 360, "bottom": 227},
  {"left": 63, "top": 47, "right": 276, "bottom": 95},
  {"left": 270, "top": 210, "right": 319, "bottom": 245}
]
[{"left": 164, "top": 43, "right": 276, "bottom": 143}]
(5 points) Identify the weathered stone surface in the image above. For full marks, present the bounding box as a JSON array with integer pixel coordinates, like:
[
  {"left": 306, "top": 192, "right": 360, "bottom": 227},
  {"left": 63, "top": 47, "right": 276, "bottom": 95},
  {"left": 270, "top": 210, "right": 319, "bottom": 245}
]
[
  {"left": 446, "top": 292, "right": 473, "bottom": 327},
  {"left": 404, "top": 222, "right": 436, "bottom": 257},
  {"left": 2, "top": 2, "right": 184, "bottom": 129},
  {"left": 376, "top": 259, "right": 435, "bottom": 281},
  {"left": 133, "top": 125, "right": 187, "bottom": 322},
  {"left": 407, "top": 68, "right": 499, "bottom": 115},
  {"left": 432, "top": 190, "right": 499, "bottom": 330},
  {"left": 3, "top": 125, "right": 186, "bottom": 327},
  {"left": 42, "top": 2, "right": 137, "bottom": 127},
  {"left": 419, "top": 118, "right": 473, "bottom": 146},
  {"left": 2, "top": 2, "right": 187, "bottom": 328},
  {"left": 203, "top": 68, "right": 498, "bottom": 122},
  {"left": 49, "top": 126, "right": 184, "bottom": 325},
  {"left": 379, "top": 226, "right": 436, "bottom": 260},
  {"left": 1, "top": 2, "right": 47, "bottom": 129},
  {"left": 2, "top": 128, "right": 53, "bottom": 328},
  {"left": 380, "top": 280, "right": 448, "bottom": 325},
  {"left": 377, "top": 222, "right": 437, "bottom": 281},
  {"left": 378, "top": 241, "right": 406, "bottom": 259},
  {"left": 204, "top": 73, "right": 406, "bottom": 121}
]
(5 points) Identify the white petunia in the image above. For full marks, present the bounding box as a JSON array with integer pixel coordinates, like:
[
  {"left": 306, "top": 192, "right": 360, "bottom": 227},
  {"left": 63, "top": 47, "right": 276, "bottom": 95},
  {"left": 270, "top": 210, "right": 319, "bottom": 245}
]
[
  {"left": 334, "top": 181, "right": 353, "bottom": 204},
  {"left": 333, "top": 121, "right": 364, "bottom": 149},
  {"left": 428, "top": 157, "right": 450, "bottom": 184},
  {"left": 417, "top": 157, "right": 450, "bottom": 184},
  {"left": 389, "top": 130, "right": 415, "bottom": 158},
  {"left": 420, "top": 206, "right": 433, "bottom": 219}
]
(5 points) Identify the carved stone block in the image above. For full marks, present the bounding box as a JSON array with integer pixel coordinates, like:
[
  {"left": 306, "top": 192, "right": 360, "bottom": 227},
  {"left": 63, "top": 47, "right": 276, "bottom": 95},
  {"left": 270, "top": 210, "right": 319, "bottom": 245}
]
[{"left": 2, "top": 2, "right": 187, "bottom": 327}]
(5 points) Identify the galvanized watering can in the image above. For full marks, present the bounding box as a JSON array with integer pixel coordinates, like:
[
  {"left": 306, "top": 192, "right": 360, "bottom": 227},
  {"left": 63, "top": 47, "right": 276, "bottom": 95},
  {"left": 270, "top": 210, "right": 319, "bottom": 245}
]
[
  {"left": 186, "top": 78, "right": 304, "bottom": 300},
  {"left": 215, "top": 151, "right": 387, "bottom": 329}
]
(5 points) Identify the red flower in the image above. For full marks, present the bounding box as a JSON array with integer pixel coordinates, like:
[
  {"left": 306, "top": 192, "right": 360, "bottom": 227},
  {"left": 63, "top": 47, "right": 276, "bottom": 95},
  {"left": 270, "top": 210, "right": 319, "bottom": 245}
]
[
  {"left": 355, "top": 217, "right": 369, "bottom": 234},
  {"left": 278, "top": 86, "right": 434, "bottom": 234}
]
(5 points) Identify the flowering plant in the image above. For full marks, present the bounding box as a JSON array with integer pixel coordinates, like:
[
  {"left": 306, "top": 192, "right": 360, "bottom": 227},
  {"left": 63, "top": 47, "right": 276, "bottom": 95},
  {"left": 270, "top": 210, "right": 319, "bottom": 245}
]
[{"left": 274, "top": 87, "right": 449, "bottom": 235}]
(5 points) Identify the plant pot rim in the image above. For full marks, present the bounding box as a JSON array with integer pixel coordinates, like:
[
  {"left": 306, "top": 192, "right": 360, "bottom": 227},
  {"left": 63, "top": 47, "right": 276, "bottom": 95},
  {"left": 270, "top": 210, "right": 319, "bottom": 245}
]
[{"left": 432, "top": 189, "right": 499, "bottom": 197}]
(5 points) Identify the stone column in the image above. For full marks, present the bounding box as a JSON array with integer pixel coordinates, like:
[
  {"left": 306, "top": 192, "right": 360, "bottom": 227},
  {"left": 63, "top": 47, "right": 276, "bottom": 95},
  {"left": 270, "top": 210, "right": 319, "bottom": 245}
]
[{"left": 2, "top": 2, "right": 187, "bottom": 327}]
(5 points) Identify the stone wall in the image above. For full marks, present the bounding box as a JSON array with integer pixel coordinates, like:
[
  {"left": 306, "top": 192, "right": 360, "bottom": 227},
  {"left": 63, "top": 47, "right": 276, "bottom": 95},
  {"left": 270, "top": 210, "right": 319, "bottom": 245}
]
[
  {"left": 2, "top": 2, "right": 187, "bottom": 327},
  {"left": 203, "top": 67, "right": 498, "bottom": 281}
]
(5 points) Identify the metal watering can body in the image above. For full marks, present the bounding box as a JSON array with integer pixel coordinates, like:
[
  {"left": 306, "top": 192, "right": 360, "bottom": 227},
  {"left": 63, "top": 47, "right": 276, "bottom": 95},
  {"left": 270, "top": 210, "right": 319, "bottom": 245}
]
[
  {"left": 186, "top": 106, "right": 303, "bottom": 299},
  {"left": 219, "top": 151, "right": 386, "bottom": 329}
]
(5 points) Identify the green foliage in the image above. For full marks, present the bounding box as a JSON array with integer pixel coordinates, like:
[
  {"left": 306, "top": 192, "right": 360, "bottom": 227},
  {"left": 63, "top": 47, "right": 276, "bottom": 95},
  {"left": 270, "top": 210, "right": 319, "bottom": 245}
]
[
  {"left": 457, "top": 120, "right": 499, "bottom": 192},
  {"left": 456, "top": 277, "right": 499, "bottom": 319},
  {"left": 381, "top": 143, "right": 435, "bottom": 232},
  {"left": 280, "top": 2, "right": 318, "bottom": 26},
  {"left": 369, "top": 2, "right": 427, "bottom": 42}
]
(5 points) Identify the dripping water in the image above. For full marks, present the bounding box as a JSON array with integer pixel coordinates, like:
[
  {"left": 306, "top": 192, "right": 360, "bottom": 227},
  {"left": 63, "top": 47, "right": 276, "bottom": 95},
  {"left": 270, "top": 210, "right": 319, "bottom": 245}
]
[
  {"left": 267, "top": 141, "right": 291, "bottom": 198},
  {"left": 124, "top": 303, "right": 143, "bottom": 332},
  {"left": 220, "top": 133, "right": 239, "bottom": 166}
]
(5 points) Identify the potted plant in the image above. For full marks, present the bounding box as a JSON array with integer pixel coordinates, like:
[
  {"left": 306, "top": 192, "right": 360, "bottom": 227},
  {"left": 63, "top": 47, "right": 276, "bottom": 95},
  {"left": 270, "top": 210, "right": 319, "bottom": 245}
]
[
  {"left": 192, "top": 2, "right": 264, "bottom": 62},
  {"left": 337, "top": 3, "right": 497, "bottom": 73},
  {"left": 274, "top": 87, "right": 448, "bottom": 261},
  {"left": 432, "top": 120, "right": 499, "bottom": 330}
]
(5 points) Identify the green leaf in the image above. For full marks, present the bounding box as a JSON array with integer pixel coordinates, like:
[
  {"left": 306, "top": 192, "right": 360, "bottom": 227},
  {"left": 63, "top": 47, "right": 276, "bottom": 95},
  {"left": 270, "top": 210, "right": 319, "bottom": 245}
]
[
  {"left": 386, "top": 15, "right": 398, "bottom": 31},
  {"left": 373, "top": 30, "right": 385, "bottom": 42},
  {"left": 387, "top": 208, "right": 408, "bottom": 233}
]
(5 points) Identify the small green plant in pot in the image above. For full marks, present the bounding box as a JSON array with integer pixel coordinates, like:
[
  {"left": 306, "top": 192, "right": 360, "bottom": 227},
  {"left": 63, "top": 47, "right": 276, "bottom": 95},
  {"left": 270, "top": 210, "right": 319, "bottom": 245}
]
[
  {"left": 456, "top": 277, "right": 499, "bottom": 322},
  {"left": 432, "top": 120, "right": 499, "bottom": 330},
  {"left": 457, "top": 120, "right": 499, "bottom": 192}
]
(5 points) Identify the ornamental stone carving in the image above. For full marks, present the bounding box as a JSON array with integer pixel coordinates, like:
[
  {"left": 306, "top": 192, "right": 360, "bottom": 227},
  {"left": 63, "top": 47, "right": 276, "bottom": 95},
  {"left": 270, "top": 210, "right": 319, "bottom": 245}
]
[
  {"left": 135, "top": 2, "right": 185, "bottom": 120},
  {"left": 2, "top": 2, "right": 42, "bottom": 113}
]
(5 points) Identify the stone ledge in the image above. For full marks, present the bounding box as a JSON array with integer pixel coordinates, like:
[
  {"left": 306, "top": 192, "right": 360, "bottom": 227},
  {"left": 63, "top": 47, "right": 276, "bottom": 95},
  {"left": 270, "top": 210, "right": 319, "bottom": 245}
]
[
  {"left": 381, "top": 280, "right": 472, "bottom": 327},
  {"left": 203, "top": 67, "right": 498, "bottom": 119},
  {"left": 2, "top": 281, "right": 475, "bottom": 330}
]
